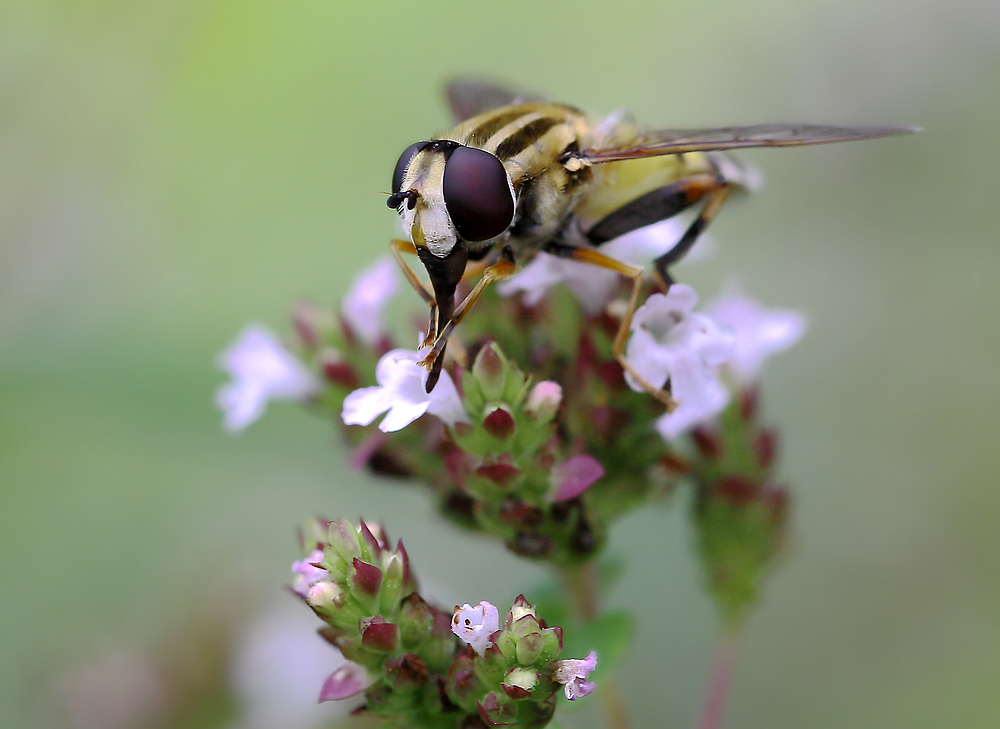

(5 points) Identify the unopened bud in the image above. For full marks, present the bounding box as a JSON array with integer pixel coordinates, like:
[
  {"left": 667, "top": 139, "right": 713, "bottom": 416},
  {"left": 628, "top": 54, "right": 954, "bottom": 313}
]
[
  {"left": 472, "top": 343, "right": 506, "bottom": 401},
  {"left": 482, "top": 406, "right": 516, "bottom": 440},
  {"left": 525, "top": 381, "right": 562, "bottom": 422}
]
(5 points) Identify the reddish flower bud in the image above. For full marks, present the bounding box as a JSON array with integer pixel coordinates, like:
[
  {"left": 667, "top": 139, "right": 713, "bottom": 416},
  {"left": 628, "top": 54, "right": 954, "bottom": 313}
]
[
  {"left": 361, "top": 617, "right": 400, "bottom": 653},
  {"left": 690, "top": 426, "right": 723, "bottom": 460},
  {"left": 350, "top": 557, "right": 383, "bottom": 598},
  {"left": 357, "top": 520, "right": 383, "bottom": 560},
  {"left": 482, "top": 407, "right": 516, "bottom": 440},
  {"left": 386, "top": 653, "right": 429, "bottom": 687},
  {"left": 475, "top": 460, "right": 522, "bottom": 487},
  {"left": 715, "top": 475, "right": 758, "bottom": 505},
  {"left": 755, "top": 428, "right": 778, "bottom": 470}
]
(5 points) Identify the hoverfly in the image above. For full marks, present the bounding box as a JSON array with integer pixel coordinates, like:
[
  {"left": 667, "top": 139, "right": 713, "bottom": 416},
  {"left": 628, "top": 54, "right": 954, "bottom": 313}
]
[{"left": 387, "top": 79, "right": 917, "bottom": 403}]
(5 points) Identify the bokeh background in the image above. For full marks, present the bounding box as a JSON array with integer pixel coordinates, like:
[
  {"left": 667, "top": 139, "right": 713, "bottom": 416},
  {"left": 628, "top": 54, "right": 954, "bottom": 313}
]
[{"left": 2, "top": 1, "right": 998, "bottom": 728}]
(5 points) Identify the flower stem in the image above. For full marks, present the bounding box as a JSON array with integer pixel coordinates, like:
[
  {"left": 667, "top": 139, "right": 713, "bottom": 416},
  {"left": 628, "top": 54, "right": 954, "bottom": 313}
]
[
  {"left": 694, "top": 628, "right": 741, "bottom": 729},
  {"left": 560, "top": 562, "right": 630, "bottom": 729},
  {"left": 561, "top": 561, "right": 599, "bottom": 621}
]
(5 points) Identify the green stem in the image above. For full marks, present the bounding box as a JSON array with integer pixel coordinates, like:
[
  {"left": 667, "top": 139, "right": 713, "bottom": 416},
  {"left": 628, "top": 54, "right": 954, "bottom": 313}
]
[
  {"left": 559, "top": 562, "right": 630, "bottom": 729},
  {"left": 694, "top": 628, "right": 741, "bottom": 729},
  {"left": 561, "top": 561, "right": 599, "bottom": 621}
]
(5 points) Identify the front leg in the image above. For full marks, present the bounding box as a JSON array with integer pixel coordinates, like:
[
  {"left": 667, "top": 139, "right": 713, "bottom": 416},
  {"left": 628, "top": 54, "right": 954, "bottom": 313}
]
[
  {"left": 545, "top": 242, "right": 678, "bottom": 410},
  {"left": 419, "top": 246, "right": 518, "bottom": 392},
  {"left": 389, "top": 238, "right": 438, "bottom": 346}
]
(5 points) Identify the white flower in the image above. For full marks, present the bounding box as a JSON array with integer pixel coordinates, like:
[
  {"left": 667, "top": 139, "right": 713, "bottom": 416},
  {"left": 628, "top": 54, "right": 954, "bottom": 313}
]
[
  {"left": 496, "top": 218, "right": 711, "bottom": 315},
  {"left": 340, "top": 257, "right": 399, "bottom": 346},
  {"left": 451, "top": 601, "right": 500, "bottom": 656},
  {"left": 707, "top": 288, "right": 807, "bottom": 384},
  {"left": 552, "top": 650, "right": 598, "bottom": 701},
  {"left": 653, "top": 360, "right": 731, "bottom": 440},
  {"left": 216, "top": 325, "right": 321, "bottom": 433},
  {"left": 341, "top": 349, "right": 469, "bottom": 433},
  {"left": 625, "top": 285, "right": 734, "bottom": 440},
  {"left": 291, "top": 549, "right": 328, "bottom": 598}
]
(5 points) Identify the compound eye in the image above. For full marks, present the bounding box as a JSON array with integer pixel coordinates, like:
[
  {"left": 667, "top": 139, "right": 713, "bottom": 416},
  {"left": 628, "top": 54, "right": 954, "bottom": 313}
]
[
  {"left": 442, "top": 146, "right": 515, "bottom": 242},
  {"left": 391, "top": 141, "right": 428, "bottom": 194}
]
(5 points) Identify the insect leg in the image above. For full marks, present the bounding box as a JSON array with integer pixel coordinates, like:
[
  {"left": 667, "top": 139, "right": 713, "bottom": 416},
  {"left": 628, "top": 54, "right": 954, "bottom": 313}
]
[
  {"left": 652, "top": 184, "right": 731, "bottom": 290},
  {"left": 586, "top": 173, "right": 720, "bottom": 244},
  {"left": 390, "top": 238, "right": 438, "bottom": 346},
  {"left": 418, "top": 249, "right": 518, "bottom": 382},
  {"left": 545, "top": 243, "right": 678, "bottom": 409}
]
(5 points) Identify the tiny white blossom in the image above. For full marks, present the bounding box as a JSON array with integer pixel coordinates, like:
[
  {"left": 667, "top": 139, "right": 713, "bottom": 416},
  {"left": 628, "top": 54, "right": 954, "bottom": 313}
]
[
  {"left": 291, "top": 549, "right": 328, "bottom": 598},
  {"left": 552, "top": 650, "right": 598, "bottom": 701},
  {"left": 341, "top": 349, "right": 469, "bottom": 433},
  {"left": 451, "top": 601, "right": 500, "bottom": 656},
  {"left": 707, "top": 289, "right": 807, "bottom": 384},
  {"left": 341, "top": 257, "right": 399, "bottom": 346},
  {"left": 653, "top": 360, "right": 731, "bottom": 440},
  {"left": 625, "top": 286, "right": 734, "bottom": 439},
  {"left": 496, "top": 218, "right": 710, "bottom": 315},
  {"left": 216, "top": 325, "right": 321, "bottom": 433}
]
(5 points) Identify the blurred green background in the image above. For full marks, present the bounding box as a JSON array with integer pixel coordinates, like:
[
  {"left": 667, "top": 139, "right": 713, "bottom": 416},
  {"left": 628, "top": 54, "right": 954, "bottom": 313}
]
[{"left": 2, "top": 1, "right": 998, "bottom": 728}]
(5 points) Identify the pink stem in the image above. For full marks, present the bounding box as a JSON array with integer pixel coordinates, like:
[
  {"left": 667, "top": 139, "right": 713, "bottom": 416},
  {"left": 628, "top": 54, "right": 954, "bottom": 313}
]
[{"left": 695, "top": 630, "right": 741, "bottom": 729}]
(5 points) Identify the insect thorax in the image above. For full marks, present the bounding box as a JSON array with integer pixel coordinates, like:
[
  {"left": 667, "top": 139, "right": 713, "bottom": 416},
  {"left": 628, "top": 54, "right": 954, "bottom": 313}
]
[{"left": 450, "top": 103, "right": 596, "bottom": 258}]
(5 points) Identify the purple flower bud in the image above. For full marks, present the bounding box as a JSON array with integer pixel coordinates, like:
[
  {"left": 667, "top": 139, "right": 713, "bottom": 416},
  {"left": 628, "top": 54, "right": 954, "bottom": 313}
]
[
  {"left": 319, "top": 661, "right": 372, "bottom": 701},
  {"left": 550, "top": 455, "right": 605, "bottom": 502}
]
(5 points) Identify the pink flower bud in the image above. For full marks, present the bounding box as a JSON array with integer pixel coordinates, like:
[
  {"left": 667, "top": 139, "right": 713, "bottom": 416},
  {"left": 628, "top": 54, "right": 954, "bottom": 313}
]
[
  {"left": 525, "top": 381, "right": 562, "bottom": 421},
  {"left": 551, "top": 455, "right": 605, "bottom": 502}
]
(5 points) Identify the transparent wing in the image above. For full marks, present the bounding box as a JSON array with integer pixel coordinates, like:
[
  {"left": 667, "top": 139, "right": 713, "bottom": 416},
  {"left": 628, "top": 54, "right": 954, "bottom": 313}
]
[
  {"left": 445, "top": 78, "right": 544, "bottom": 124},
  {"left": 581, "top": 123, "right": 921, "bottom": 162}
]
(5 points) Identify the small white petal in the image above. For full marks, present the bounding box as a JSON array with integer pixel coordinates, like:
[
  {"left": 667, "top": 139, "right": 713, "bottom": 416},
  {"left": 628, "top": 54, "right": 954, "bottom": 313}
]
[
  {"left": 216, "top": 325, "right": 320, "bottom": 433},
  {"left": 623, "top": 286, "right": 735, "bottom": 439},
  {"left": 342, "top": 386, "right": 392, "bottom": 427},
  {"left": 655, "top": 361, "right": 731, "bottom": 440},
  {"left": 451, "top": 602, "right": 501, "bottom": 656},
  {"left": 707, "top": 289, "right": 806, "bottom": 384},
  {"left": 341, "top": 257, "right": 399, "bottom": 346},
  {"left": 341, "top": 349, "right": 469, "bottom": 433}
]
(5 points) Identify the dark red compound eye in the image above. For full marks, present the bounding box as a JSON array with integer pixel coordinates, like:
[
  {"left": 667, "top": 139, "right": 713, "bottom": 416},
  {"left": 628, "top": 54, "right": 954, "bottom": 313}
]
[{"left": 442, "top": 146, "right": 515, "bottom": 242}]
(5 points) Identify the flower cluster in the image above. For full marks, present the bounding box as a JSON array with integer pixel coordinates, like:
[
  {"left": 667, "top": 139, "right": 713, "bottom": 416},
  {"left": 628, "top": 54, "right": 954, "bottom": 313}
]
[
  {"left": 218, "top": 230, "right": 807, "bottom": 726},
  {"left": 291, "top": 518, "right": 452, "bottom": 720},
  {"left": 293, "top": 519, "right": 594, "bottom": 726},
  {"left": 216, "top": 246, "right": 804, "bottom": 580},
  {"left": 447, "top": 595, "right": 597, "bottom": 727},
  {"left": 686, "top": 387, "right": 794, "bottom": 626}
]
